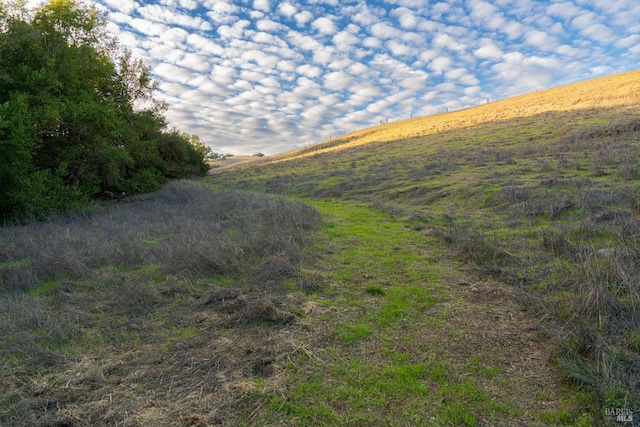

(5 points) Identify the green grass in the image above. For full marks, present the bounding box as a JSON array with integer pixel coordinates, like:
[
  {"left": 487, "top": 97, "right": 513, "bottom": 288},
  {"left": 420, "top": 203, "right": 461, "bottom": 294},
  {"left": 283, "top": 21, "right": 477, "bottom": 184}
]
[
  {"left": 205, "top": 76, "right": 640, "bottom": 424},
  {"left": 234, "top": 199, "right": 562, "bottom": 425},
  {"left": 3, "top": 72, "right": 639, "bottom": 425}
]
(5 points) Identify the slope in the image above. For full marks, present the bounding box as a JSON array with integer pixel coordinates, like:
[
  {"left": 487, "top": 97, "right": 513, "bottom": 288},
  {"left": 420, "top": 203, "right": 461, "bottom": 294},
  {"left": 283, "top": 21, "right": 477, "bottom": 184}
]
[{"left": 207, "top": 70, "right": 640, "bottom": 425}]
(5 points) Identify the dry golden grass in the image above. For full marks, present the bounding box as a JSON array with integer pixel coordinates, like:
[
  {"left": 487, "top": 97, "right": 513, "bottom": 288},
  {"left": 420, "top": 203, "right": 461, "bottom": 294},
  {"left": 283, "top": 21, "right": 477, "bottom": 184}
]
[{"left": 258, "top": 70, "right": 640, "bottom": 163}]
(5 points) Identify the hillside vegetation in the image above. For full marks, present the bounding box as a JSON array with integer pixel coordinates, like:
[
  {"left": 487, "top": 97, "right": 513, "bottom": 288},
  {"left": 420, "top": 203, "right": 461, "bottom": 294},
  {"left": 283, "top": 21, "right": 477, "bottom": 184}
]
[
  {"left": 2, "top": 70, "right": 638, "bottom": 426},
  {"left": 208, "top": 70, "right": 640, "bottom": 424},
  {"left": 0, "top": 181, "right": 321, "bottom": 425}
]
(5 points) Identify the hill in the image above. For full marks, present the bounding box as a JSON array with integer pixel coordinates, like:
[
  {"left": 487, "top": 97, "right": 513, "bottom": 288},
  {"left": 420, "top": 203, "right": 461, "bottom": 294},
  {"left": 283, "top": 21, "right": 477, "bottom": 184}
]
[
  {"left": 2, "top": 70, "right": 638, "bottom": 426},
  {"left": 207, "top": 70, "right": 640, "bottom": 424}
]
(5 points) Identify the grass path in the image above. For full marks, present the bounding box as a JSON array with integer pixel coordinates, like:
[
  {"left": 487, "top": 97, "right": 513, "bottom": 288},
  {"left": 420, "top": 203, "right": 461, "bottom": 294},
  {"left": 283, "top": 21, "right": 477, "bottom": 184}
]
[{"left": 251, "top": 199, "right": 585, "bottom": 426}]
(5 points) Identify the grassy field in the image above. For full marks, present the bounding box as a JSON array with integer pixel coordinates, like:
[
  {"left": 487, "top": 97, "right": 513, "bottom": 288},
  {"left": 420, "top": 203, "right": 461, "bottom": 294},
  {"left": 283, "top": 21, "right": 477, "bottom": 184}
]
[
  {"left": 0, "top": 182, "right": 322, "bottom": 425},
  {"left": 206, "top": 70, "right": 640, "bottom": 425},
  {"left": 1, "top": 70, "right": 639, "bottom": 425}
]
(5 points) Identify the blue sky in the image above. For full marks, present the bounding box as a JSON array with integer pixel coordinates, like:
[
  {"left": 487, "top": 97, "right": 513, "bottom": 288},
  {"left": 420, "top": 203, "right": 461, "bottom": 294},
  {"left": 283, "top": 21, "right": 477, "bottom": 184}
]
[{"left": 61, "top": 0, "right": 640, "bottom": 154}]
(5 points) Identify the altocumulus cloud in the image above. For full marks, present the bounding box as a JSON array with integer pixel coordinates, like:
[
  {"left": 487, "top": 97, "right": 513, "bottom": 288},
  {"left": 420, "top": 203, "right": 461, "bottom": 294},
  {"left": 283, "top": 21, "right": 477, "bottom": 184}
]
[{"left": 54, "top": 0, "right": 640, "bottom": 153}]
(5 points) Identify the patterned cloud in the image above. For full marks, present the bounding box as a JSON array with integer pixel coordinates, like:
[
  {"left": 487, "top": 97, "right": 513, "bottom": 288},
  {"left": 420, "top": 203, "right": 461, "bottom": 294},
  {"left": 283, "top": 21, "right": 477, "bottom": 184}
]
[{"left": 84, "top": 0, "right": 640, "bottom": 154}]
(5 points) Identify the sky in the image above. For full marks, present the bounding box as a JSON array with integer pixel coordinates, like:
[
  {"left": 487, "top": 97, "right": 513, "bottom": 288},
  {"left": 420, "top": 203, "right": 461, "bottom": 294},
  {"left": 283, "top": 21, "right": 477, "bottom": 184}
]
[{"left": 57, "top": 0, "right": 640, "bottom": 154}]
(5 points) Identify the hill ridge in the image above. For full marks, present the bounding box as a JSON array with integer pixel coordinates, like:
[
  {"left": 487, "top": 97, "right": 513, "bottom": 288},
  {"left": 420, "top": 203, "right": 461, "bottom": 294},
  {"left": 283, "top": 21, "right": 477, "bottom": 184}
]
[{"left": 270, "top": 69, "right": 640, "bottom": 162}]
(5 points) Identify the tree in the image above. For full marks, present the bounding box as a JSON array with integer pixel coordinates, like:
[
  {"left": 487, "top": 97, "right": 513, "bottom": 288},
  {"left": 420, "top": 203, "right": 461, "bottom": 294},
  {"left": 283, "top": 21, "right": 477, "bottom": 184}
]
[{"left": 0, "top": 0, "right": 209, "bottom": 222}]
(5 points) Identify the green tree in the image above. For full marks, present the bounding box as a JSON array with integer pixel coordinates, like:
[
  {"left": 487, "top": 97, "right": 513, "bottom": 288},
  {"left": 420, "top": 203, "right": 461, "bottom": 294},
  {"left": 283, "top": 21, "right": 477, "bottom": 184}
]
[{"left": 0, "top": 0, "right": 209, "bottom": 222}]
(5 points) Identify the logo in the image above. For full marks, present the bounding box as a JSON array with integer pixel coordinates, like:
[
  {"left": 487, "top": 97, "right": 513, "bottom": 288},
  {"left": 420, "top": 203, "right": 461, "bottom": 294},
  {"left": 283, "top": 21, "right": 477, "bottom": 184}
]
[{"left": 604, "top": 408, "right": 634, "bottom": 424}]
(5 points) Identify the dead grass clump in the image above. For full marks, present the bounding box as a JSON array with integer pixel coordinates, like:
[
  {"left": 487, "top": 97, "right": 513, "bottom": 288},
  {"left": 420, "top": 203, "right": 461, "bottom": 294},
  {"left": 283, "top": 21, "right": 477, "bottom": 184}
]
[
  {"left": 248, "top": 254, "right": 298, "bottom": 287},
  {"left": 576, "top": 189, "right": 630, "bottom": 212},
  {"left": 592, "top": 209, "right": 631, "bottom": 223},
  {"left": 433, "top": 226, "right": 514, "bottom": 268},
  {"left": 514, "top": 196, "right": 574, "bottom": 219},
  {"left": 488, "top": 185, "right": 530, "bottom": 207},
  {"left": 0, "top": 263, "right": 37, "bottom": 293},
  {"left": 538, "top": 177, "right": 594, "bottom": 189},
  {"left": 541, "top": 230, "right": 579, "bottom": 260},
  {"left": 201, "top": 285, "right": 296, "bottom": 326},
  {"left": 409, "top": 158, "right": 460, "bottom": 178},
  {"left": 199, "top": 285, "right": 242, "bottom": 305},
  {"left": 295, "top": 274, "right": 326, "bottom": 294},
  {"left": 368, "top": 197, "right": 404, "bottom": 217},
  {"left": 544, "top": 244, "right": 640, "bottom": 413},
  {"left": 619, "top": 161, "right": 640, "bottom": 180},
  {"left": 226, "top": 297, "right": 296, "bottom": 325},
  {"left": 499, "top": 185, "right": 529, "bottom": 201},
  {"left": 560, "top": 117, "right": 640, "bottom": 145}
]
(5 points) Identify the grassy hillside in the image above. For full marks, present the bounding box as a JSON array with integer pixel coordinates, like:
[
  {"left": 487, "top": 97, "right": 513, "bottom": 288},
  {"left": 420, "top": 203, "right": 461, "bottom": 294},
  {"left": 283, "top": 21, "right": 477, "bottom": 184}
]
[
  {"left": 207, "top": 70, "right": 640, "bottom": 424},
  {"left": 2, "top": 71, "right": 638, "bottom": 426}
]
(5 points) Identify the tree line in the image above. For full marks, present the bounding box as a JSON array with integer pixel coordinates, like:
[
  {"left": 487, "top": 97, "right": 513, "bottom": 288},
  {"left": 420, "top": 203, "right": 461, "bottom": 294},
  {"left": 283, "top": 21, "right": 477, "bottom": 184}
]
[{"left": 0, "top": 0, "right": 211, "bottom": 223}]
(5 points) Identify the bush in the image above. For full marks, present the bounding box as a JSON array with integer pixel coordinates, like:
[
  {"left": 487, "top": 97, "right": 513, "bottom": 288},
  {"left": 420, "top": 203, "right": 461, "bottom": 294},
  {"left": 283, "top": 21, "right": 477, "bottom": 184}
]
[{"left": 0, "top": 1, "right": 209, "bottom": 223}]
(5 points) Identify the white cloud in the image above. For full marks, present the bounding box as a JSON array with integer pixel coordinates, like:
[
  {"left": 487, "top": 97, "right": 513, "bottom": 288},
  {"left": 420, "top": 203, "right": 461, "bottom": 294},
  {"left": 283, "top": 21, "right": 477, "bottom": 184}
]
[
  {"left": 295, "top": 11, "right": 314, "bottom": 27},
  {"left": 590, "top": 66, "right": 613, "bottom": 75},
  {"left": 241, "top": 50, "right": 280, "bottom": 69},
  {"left": 102, "top": 0, "right": 135, "bottom": 13},
  {"left": 391, "top": 7, "right": 418, "bottom": 29},
  {"left": 160, "top": 27, "right": 190, "bottom": 45},
  {"left": 256, "top": 19, "right": 285, "bottom": 32},
  {"left": 370, "top": 22, "right": 402, "bottom": 39},
  {"left": 578, "top": 23, "right": 616, "bottom": 45},
  {"left": 206, "top": 1, "right": 239, "bottom": 24},
  {"left": 464, "top": 86, "right": 481, "bottom": 96},
  {"left": 349, "top": 63, "right": 368, "bottom": 75},
  {"left": 296, "top": 64, "right": 323, "bottom": 79},
  {"left": 396, "top": 70, "right": 428, "bottom": 89},
  {"left": 363, "top": 37, "right": 381, "bottom": 48},
  {"left": 218, "top": 20, "right": 250, "bottom": 40},
  {"left": 524, "top": 30, "right": 558, "bottom": 50},
  {"left": 546, "top": 2, "right": 582, "bottom": 20},
  {"left": 433, "top": 33, "right": 466, "bottom": 51},
  {"left": 474, "top": 39, "right": 503, "bottom": 59},
  {"left": 387, "top": 40, "right": 414, "bottom": 56},
  {"left": 501, "top": 22, "right": 523, "bottom": 40},
  {"left": 109, "top": 12, "right": 132, "bottom": 25},
  {"left": 186, "top": 34, "right": 224, "bottom": 55},
  {"left": 286, "top": 31, "right": 323, "bottom": 51},
  {"left": 429, "top": 56, "right": 453, "bottom": 74},
  {"left": 491, "top": 51, "right": 563, "bottom": 92},
  {"left": 312, "top": 17, "right": 338, "bottom": 35},
  {"left": 556, "top": 45, "right": 585, "bottom": 57},
  {"left": 278, "top": 2, "right": 297, "bottom": 18},
  {"left": 419, "top": 49, "right": 438, "bottom": 61},
  {"left": 211, "top": 65, "right": 236, "bottom": 85},
  {"left": 177, "top": 53, "right": 211, "bottom": 72},
  {"left": 333, "top": 31, "right": 360, "bottom": 50},
  {"left": 239, "top": 70, "right": 265, "bottom": 82},
  {"left": 312, "top": 46, "right": 334, "bottom": 64},
  {"left": 615, "top": 35, "right": 640, "bottom": 49},
  {"left": 138, "top": 5, "right": 212, "bottom": 30},
  {"left": 154, "top": 63, "right": 196, "bottom": 83},
  {"left": 129, "top": 18, "right": 167, "bottom": 36},
  {"left": 436, "top": 82, "right": 456, "bottom": 92},
  {"left": 445, "top": 68, "right": 467, "bottom": 80},
  {"left": 253, "top": 0, "right": 270, "bottom": 12}
]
